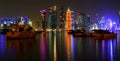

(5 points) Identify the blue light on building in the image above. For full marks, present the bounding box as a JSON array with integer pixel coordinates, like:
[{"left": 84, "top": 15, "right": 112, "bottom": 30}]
[{"left": 0, "top": 16, "right": 29, "bottom": 27}]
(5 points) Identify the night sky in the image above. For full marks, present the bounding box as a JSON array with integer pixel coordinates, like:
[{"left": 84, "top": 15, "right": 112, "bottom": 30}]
[{"left": 0, "top": 0, "right": 120, "bottom": 21}]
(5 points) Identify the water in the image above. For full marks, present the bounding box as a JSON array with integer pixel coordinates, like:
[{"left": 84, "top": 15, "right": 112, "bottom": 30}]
[{"left": 0, "top": 31, "right": 120, "bottom": 61}]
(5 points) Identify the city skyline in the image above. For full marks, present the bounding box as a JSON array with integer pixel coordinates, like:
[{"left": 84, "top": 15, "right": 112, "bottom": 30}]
[{"left": 0, "top": 0, "right": 120, "bottom": 21}]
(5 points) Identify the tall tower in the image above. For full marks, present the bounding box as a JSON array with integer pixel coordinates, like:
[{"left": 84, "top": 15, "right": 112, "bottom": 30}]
[
  {"left": 40, "top": 10, "right": 47, "bottom": 29},
  {"left": 66, "top": 8, "right": 72, "bottom": 30},
  {"left": 48, "top": 6, "right": 57, "bottom": 29},
  {"left": 118, "top": 10, "right": 120, "bottom": 27},
  {"left": 48, "top": 0, "right": 58, "bottom": 29},
  {"left": 86, "top": 14, "right": 91, "bottom": 31},
  {"left": 59, "top": 6, "right": 66, "bottom": 29},
  {"left": 48, "top": 6, "right": 54, "bottom": 29}
]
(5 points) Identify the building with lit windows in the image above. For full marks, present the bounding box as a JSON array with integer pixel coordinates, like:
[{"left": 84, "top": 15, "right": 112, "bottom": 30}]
[
  {"left": 48, "top": 5, "right": 57, "bottom": 29},
  {"left": 118, "top": 10, "right": 120, "bottom": 27},
  {"left": 40, "top": 9, "right": 47, "bottom": 29},
  {"left": 86, "top": 14, "right": 91, "bottom": 31},
  {"left": 76, "top": 13, "right": 86, "bottom": 29},
  {"left": 66, "top": 8, "right": 72, "bottom": 30},
  {"left": 59, "top": 6, "right": 66, "bottom": 29},
  {"left": 71, "top": 11, "right": 76, "bottom": 30},
  {"left": 0, "top": 16, "right": 30, "bottom": 28}
]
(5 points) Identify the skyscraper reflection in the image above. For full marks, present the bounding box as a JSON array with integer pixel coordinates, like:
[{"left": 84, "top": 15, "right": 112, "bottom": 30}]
[
  {"left": 65, "top": 32, "right": 72, "bottom": 61},
  {"left": 0, "top": 34, "right": 5, "bottom": 61},
  {"left": 108, "top": 40, "right": 114, "bottom": 61},
  {"left": 48, "top": 31, "right": 54, "bottom": 61},
  {"left": 71, "top": 34, "right": 76, "bottom": 61},
  {"left": 53, "top": 31, "right": 57, "bottom": 61},
  {"left": 102, "top": 40, "right": 105, "bottom": 61},
  {"left": 40, "top": 32, "right": 47, "bottom": 61}
]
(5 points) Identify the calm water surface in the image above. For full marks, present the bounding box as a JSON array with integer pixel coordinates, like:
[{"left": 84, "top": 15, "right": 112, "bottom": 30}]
[{"left": 0, "top": 31, "right": 120, "bottom": 61}]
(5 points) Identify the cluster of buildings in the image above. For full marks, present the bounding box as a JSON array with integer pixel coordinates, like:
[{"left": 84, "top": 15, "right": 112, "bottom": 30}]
[
  {"left": 0, "top": 6, "right": 120, "bottom": 32},
  {"left": 0, "top": 16, "right": 32, "bottom": 28},
  {"left": 40, "top": 5, "right": 92, "bottom": 31},
  {"left": 39, "top": 5, "right": 120, "bottom": 32}
]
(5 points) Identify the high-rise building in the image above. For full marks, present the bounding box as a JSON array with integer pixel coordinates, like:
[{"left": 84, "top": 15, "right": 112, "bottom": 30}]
[
  {"left": 86, "top": 14, "right": 91, "bottom": 31},
  {"left": 66, "top": 8, "right": 72, "bottom": 30},
  {"left": 71, "top": 11, "right": 76, "bottom": 30},
  {"left": 40, "top": 9, "right": 47, "bottom": 29},
  {"left": 48, "top": 6, "right": 57, "bottom": 29},
  {"left": 0, "top": 17, "right": 29, "bottom": 27},
  {"left": 118, "top": 10, "right": 120, "bottom": 27},
  {"left": 76, "top": 13, "right": 90, "bottom": 31},
  {"left": 76, "top": 13, "right": 85, "bottom": 29},
  {"left": 99, "top": 17, "right": 105, "bottom": 29},
  {"left": 59, "top": 6, "right": 66, "bottom": 29}
]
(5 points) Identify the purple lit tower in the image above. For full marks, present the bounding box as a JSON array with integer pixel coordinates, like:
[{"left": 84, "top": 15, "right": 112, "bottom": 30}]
[{"left": 40, "top": 9, "right": 47, "bottom": 29}]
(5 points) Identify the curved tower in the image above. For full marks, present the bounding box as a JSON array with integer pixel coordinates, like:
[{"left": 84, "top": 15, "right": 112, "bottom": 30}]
[{"left": 40, "top": 10, "right": 47, "bottom": 29}]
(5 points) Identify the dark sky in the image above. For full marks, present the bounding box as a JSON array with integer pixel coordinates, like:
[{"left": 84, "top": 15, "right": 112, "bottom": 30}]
[{"left": 0, "top": 0, "right": 120, "bottom": 20}]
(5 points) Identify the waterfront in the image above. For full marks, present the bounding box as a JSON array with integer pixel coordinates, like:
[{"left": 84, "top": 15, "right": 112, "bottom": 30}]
[{"left": 0, "top": 30, "right": 120, "bottom": 61}]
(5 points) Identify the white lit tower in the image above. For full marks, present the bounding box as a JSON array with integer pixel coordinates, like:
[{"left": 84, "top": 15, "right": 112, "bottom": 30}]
[
  {"left": 48, "top": 6, "right": 53, "bottom": 29},
  {"left": 48, "top": 5, "right": 57, "bottom": 29}
]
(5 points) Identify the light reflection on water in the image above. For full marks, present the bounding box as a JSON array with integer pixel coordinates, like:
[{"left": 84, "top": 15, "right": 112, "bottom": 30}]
[
  {"left": 65, "top": 32, "right": 72, "bottom": 61},
  {"left": 40, "top": 32, "right": 46, "bottom": 61},
  {"left": 0, "top": 34, "right": 5, "bottom": 61},
  {"left": 0, "top": 31, "right": 120, "bottom": 61},
  {"left": 53, "top": 31, "right": 57, "bottom": 61}
]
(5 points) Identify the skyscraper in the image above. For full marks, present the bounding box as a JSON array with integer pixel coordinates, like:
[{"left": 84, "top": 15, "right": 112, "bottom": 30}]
[
  {"left": 48, "top": 5, "right": 57, "bottom": 29},
  {"left": 59, "top": 6, "right": 66, "bottom": 29},
  {"left": 66, "top": 8, "right": 72, "bottom": 30},
  {"left": 40, "top": 10, "right": 47, "bottom": 29},
  {"left": 118, "top": 10, "right": 120, "bottom": 27},
  {"left": 86, "top": 14, "right": 91, "bottom": 31}
]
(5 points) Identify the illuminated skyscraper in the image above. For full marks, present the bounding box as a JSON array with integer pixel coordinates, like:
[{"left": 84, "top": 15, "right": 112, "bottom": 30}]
[
  {"left": 71, "top": 11, "right": 76, "bottom": 30},
  {"left": 86, "top": 14, "right": 91, "bottom": 31},
  {"left": 76, "top": 13, "right": 90, "bottom": 31},
  {"left": 66, "top": 8, "right": 72, "bottom": 30},
  {"left": 48, "top": 6, "right": 57, "bottom": 29},
  {"left": 76, "top": 13, "right": 85, "bottom": 29},
  {"left": 0, "top": 17, "right": 29, "bottom": 27},
  {"left": 40, "top": 9, "right": 47, "bottom": 29},
  {"left": 99, "top": 17, "right": 105, "bottom": 29},
  {"left": 48, "top": 6, "right": 53, "bottom": 29},
  {"left": 59, "top": 6, "right": 66, "bottom": 29},
  {"left": 118, "top": 10, "right": 120, "bottom": 27}
]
